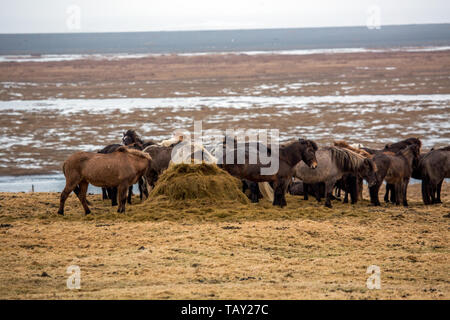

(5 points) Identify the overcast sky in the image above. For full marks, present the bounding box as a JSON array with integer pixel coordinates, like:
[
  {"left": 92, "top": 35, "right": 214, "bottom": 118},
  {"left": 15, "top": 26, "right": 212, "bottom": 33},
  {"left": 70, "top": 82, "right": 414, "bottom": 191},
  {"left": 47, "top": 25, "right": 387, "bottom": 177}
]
[{"left": 1, "top": 0, "right": 449, "bottom": 33}]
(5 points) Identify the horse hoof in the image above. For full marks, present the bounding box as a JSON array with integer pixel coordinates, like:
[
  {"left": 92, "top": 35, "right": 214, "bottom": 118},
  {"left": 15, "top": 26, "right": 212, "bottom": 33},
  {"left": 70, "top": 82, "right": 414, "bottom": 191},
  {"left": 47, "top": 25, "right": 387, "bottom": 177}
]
[
  {"left": 85, "top": 210, "right": 91, "bottom": 215},
  {"left": 57, "top": 210, "right": 64, "bottom": 215},
  {"left": 325, "top": 203, "right": 332, "bottom": 208}
]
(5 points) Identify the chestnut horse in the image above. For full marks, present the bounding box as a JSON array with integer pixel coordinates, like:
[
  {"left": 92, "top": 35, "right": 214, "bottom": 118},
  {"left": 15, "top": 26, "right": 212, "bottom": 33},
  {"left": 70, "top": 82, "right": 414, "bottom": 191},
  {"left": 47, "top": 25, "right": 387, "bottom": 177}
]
[{"left": 58, "top": 147, "right": 151, "bottom": 215}]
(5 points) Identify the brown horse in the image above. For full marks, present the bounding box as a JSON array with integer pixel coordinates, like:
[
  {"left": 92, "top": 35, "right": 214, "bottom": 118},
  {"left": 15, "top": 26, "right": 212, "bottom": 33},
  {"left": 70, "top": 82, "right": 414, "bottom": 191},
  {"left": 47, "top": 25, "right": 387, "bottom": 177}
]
[
  {"left": 98, "top": 142, "right": 148, "bottom": 205},
  {"left": 220, "top": 139, "right": 318, "bottom": 207},
  {"left": 377, "top": 144, "right": 420, "bottom": 206},
  {"left": 362, "top": 137, "right": 422, "bottom": 203},
  {"left": 413, "top": 146, "right": 450, "bottom": 204},
  {"left": 143, "top": 145, "right": 174, "bottom": 188},
  {"left": 58, "top": 147, "right": 152, "bottom": 215}
]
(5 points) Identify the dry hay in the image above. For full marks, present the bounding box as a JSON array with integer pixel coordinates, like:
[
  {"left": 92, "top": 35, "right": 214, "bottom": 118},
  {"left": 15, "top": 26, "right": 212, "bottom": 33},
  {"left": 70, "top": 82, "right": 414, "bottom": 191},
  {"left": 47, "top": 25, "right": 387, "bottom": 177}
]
[{"left": 149, "top": 163, "right": 249, "bottom": 204}]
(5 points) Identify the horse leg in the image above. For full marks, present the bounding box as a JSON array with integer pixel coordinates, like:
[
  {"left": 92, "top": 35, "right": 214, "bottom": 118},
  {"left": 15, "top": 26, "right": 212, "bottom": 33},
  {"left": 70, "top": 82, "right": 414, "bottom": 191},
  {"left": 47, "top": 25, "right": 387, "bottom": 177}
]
[
  {"left": 280, "top": 179, "right": 290, "bottom": 207},
  {"left": 343, "top": 189, "right": 349, "bottom": 204},
  {"left": 58, "top": 180, "right": 80, "bottom": 215},
  {"left": 402, "top": 178, "right": 409, "bottom": 207},
  {"left": 117, "top": 183, "right": 128, "bottom": 213},
  {"left": 102, "top": 187, "right": 109, "bottom": 200},
  {"left": 138, "top": 177, "right": 148, "bottom": 201},
  {"left": 249, "top": 182, "right": 260, "bottom": 203},
  {"left": 109, "top": 187, "right": 118, "bottom": 206},
  {"left": 390, "top": 184, "right": 396, "bottom": 203},
  {"left": 74, "top": 185, "right": 92, "bottom": 206},
  {"left": 394, "top": 183, "right": 401, "bottom": 206},
  {"left": 369, "top": 182, "right": 381, "bottom": 206},
  {"left": 272, "top": 180, "right": 284, "bottom": 207},
  {"left": 324, "top": 180, "right": 335, "bottom": 208},
  {"left": 303, "top": 183, "right": 309, "bottom": 201},
  {"left": 76, "top": 181, "right": 91, "bottom": 215},
  {"left": 429, "top": 183, "right": 437, "bottom": 204},
  {"left": 384, "top": 184, "right": 390, "bottom": 203},
  {"left": 351, "top": 176, "right": 358, "bottom": 204},
  {"left": 421, "top": 178, "right": 430, "bottom": 205},
  {"left": 435, "top": 179, "right": 443, "bottom": 203},
  {"left": 127, "top": 185, "right": 133, "bottom": 205}
]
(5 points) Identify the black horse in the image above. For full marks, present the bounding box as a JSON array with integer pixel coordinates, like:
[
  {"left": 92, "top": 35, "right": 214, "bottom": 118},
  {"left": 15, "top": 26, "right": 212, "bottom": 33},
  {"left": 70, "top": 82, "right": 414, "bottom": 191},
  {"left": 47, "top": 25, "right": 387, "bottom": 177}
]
[{"left": 122, "top": 130, "right": 156, "bottom": 149}]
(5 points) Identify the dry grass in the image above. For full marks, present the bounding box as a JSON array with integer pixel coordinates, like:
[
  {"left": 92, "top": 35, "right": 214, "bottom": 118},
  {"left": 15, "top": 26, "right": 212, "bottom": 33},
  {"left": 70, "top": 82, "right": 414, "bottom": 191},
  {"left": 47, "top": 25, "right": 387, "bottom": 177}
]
[{"left": 0, "top": 183, "right": 448, "bottom": 299}]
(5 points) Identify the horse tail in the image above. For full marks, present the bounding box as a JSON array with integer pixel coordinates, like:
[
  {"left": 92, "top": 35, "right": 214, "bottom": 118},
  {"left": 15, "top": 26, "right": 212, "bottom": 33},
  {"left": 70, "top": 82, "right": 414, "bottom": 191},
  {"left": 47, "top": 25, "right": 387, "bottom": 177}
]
[{"left": 258, "top": 182, "right": 274, "bottom": 202}]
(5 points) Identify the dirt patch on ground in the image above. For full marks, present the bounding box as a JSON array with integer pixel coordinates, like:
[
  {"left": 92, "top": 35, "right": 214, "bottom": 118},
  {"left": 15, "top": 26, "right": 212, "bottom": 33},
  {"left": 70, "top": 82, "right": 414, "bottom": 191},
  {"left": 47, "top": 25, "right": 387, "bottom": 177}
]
[{"left": 0, "top": 183, "right": 448, "bottom": 299}]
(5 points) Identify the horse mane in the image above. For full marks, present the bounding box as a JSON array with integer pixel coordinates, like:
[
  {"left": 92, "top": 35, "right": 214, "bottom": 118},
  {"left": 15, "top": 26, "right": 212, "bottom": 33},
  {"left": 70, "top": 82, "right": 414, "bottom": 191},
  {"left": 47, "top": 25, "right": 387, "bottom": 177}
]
[
  {"left": 326, "top": 146, "right": 367, "bottom": 172},
  {"left": 437, "top": 145, "right": 450, "bottom": 151},
  {"left": 333, "top": 140, "right": 372, "bottom": 158},
  {"left": 397, "top": 143, "right": 419, "bottom": 158},
  {"left": 385, "top": 137, "right": 422, "bottom": 151},
  {"left": 116, "top": 146, "right": 152, "bottom": 160},
  {"left": 298, "top": 138, "right": 318, "bottom": 151}
]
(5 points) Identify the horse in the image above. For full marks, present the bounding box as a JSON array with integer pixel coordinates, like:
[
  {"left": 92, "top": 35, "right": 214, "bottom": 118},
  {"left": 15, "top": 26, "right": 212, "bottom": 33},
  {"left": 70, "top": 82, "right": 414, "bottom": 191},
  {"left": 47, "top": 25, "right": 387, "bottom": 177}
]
[
  {"left": 295, "top": 146, "right": 378, "bottom": 208},
  {"left": 143, "top": 145, "right": 174, "bottom": 188},
  {"left": 98, "top": 143, "right": 148, "bottom": 205},
  {"left": 333, "top": 173, "right": 363, "bottom": 204},
  {"left": 142, "top": 134, "right": 187, "bottom": 188},
  {"left": 413, "top": 146, "right": 449, "bottom": 204},
  {"left": 333, "top": 140, "right": 372, "bottom": 204},
  {"left": 122, "top": 130, "right": 156, "bottom": 149},
  {"left": 362, "top": 137, "right": 422, "bottom": 204},
  {"left": 58, "top": 147, "right": 152, "bottom": 215},
  {"left": 370, "top": 144, "right": 420, "bottom": 207},
  {"left": 219, "top": 138, "right": 318, "bottom": 207},
  {"left": 288, "top": 179, "right": 326, "bottom": 202}
]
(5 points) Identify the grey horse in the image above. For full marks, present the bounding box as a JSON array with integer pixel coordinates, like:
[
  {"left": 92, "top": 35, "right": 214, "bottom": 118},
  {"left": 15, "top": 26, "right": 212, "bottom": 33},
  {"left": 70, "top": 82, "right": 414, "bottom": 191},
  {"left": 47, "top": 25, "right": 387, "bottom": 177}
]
[{"left": 295, "top": 146, "right": 378, "bottom": 208}]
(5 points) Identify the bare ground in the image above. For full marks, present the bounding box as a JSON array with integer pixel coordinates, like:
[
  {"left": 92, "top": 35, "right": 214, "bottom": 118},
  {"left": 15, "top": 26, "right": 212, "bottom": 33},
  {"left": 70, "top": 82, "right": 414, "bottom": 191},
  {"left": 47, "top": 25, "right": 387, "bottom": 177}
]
[{"left": 0, "top": 183, "right": 448, "bottom": 299}]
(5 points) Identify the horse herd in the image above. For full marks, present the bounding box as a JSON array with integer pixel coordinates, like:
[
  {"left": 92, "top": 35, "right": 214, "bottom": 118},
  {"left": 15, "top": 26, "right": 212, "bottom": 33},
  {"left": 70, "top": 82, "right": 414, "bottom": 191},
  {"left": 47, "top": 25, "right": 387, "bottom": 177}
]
[{"left": 57, "top": 130, "right": 450, "bottom": 215}]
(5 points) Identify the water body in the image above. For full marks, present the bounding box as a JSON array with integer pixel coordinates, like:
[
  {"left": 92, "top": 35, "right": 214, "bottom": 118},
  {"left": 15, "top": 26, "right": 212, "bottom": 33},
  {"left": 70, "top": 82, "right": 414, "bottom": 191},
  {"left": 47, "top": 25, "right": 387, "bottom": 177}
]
[
  {"left": 0, "top": 174, "right": 100, "bottom": 193},
  {"left": 1, "top": 24, "right": 449, "bottom": 56}
]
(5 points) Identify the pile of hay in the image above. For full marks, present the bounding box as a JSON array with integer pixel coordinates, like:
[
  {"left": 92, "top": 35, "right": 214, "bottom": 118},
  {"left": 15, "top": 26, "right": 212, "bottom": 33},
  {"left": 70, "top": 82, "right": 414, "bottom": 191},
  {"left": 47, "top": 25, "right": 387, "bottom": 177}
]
[{"left": 150, "top": 163, "right": 249, "bottom": 204}]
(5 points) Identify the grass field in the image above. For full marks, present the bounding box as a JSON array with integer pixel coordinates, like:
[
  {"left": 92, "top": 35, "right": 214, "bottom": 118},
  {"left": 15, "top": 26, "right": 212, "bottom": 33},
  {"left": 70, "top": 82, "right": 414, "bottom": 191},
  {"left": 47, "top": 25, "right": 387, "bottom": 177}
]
[{"left": 0, "top": 183, "right": 448, "bottom": 299}]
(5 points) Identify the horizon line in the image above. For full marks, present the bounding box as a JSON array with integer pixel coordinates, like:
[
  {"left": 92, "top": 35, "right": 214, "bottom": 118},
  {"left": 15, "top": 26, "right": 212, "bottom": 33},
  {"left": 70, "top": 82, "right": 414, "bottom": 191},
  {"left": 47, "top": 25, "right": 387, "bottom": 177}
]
[{"left": 0, "top": 22, "right": 449, "bottom": 36}]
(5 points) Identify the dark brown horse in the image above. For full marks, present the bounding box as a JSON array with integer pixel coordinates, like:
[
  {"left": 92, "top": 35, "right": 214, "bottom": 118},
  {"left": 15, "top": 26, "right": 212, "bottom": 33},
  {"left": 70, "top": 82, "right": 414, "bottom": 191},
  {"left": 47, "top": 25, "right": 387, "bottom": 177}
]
[
  {"left": 220, "top": 139, "right": 318, "bottom": 207},
  {"left": 143, "top": 145, "right": 174, "bottom": 187},
  {"left": 58, "top": 147, "right": 152, "bottom": 215},
  {"left": 363, "top": 137, "right": 422, "bottom": 203},
  {"left": 370, "top": 144, "right": 420, "bottom": 207},
  {"left": 413, "top": 146, "right": 449, "bottom": 204},
  {"left": 122, "top": 130, "right": 156, "bottom": 149}
]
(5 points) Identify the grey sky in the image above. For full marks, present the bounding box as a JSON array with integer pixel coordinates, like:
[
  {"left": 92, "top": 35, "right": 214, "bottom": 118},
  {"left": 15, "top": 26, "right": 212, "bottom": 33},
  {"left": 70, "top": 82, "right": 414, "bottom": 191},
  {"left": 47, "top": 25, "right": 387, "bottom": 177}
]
[{"left": 0, "top": 0, "right": 449, "bottom": 33}]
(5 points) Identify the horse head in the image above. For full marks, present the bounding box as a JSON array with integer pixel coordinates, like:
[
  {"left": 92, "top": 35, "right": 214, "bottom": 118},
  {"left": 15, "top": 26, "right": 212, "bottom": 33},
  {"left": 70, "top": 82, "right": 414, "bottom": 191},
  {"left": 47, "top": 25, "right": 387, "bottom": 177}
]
[
  {"left": 360, "top": 158, "right": 378, "bottom": 187},
  {"left": 298, "top": 139, "right": 318, "bottom": 169}
]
